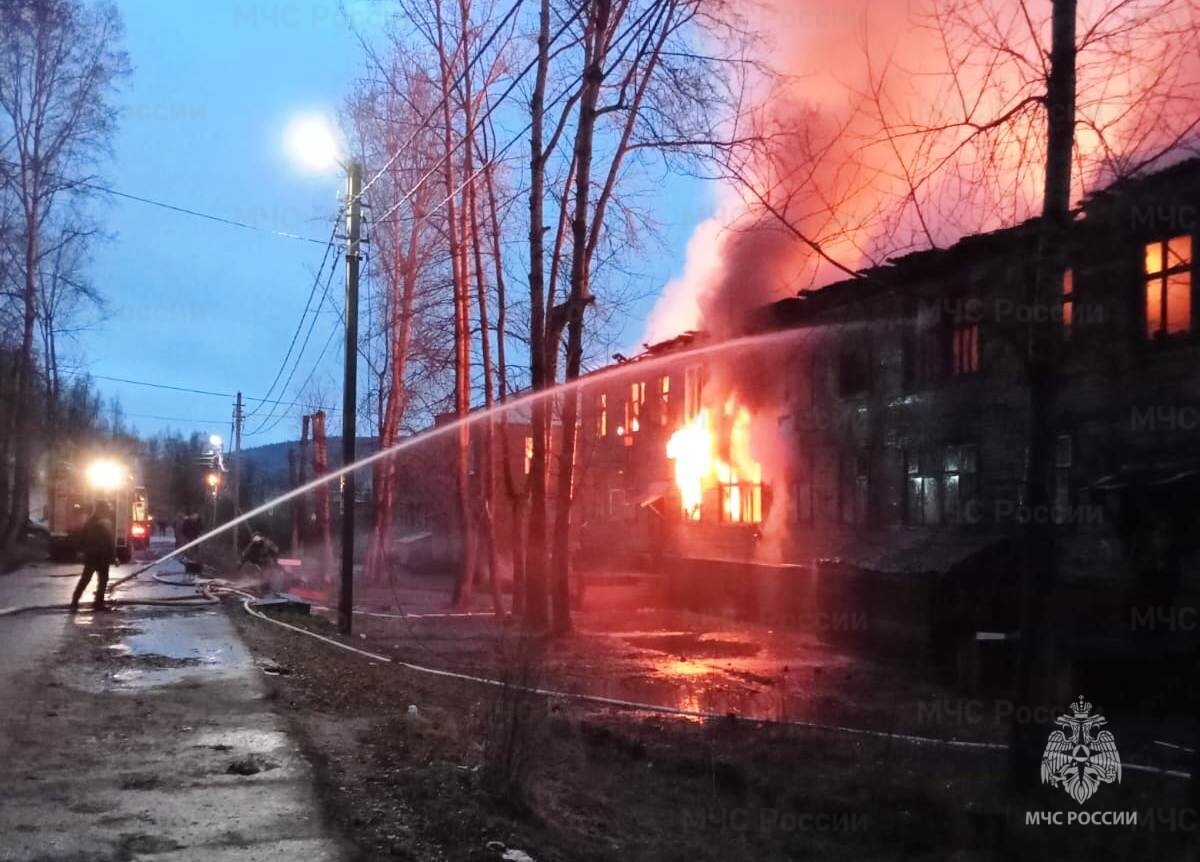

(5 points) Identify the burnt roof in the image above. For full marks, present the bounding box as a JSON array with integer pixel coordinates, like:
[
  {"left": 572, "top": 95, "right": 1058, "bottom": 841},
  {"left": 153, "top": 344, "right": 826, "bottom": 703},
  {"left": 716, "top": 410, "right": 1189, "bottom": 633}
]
[
  {"left": 756, "top": 218, "right": 1040, "bottom": 329},
  {"left": 878, "top": 217, "right": 1041, "bottom": 278},
  {"left": 652, "top": 157, "right": 1200, "bottom": 345},
  {"left": 1082, "top": 156, "right": 1200, "bottom": 210},
  {"left": 639, "top": 330, "right": 702, "bottom": 356}
]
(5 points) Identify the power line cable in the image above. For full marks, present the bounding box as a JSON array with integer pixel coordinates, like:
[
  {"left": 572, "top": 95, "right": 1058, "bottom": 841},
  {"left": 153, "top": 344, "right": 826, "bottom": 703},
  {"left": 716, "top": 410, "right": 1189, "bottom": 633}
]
[
  {"left": 368, "top": 1, "right": 587, "bottom": 228},
  {"left": 242, "top": 216, "right": 343, "bottom": 421},
  {"left": 246, "top": 316, "right": 343, "bottom": 437},
  {"left": 0, "top": 157, "right": 331, "bottom": 246},
  {"left": 373, "top": 59, "right": 587, "bottom": 231},
  {"left": 354, "top": 0, "right": 526, "bottom": 206},
  {"left": 57, "top": 369, "right": 340, "bottom": 412},
  {"left": 245, "top": 256, "right": 343, "bottom": 435},
  {"left": 330, "top": 9, "right": 594, "bottom": 443},
  {"left": 121, "top": 411, "right": 230, "bottom": 425}
]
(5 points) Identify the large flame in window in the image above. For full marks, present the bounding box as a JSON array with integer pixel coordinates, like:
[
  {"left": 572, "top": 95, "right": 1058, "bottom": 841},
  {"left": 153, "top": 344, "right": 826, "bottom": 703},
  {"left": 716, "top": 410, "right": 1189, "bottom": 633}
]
[{"left": 666, "top": 400, "right": 763, "bottom": 523}]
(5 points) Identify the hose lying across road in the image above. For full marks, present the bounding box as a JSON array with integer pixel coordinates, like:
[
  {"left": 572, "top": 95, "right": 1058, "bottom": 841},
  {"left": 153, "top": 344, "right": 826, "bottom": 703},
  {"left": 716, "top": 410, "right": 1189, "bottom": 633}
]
[{"left": 231, "top": 591, "right": 1191, "bottom": 780}]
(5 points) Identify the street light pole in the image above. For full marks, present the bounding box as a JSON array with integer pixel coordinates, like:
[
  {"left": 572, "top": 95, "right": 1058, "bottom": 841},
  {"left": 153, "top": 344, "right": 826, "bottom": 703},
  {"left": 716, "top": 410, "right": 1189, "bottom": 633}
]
[{"left": 339, "top": 160, "right": 362, "bottom": 635}]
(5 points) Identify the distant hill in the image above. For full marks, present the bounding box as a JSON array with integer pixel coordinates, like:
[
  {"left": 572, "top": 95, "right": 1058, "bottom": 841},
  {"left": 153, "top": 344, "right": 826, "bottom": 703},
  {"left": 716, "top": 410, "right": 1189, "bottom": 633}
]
[{"left": 237, "top": 436, "right": 380, "bottom": 493}]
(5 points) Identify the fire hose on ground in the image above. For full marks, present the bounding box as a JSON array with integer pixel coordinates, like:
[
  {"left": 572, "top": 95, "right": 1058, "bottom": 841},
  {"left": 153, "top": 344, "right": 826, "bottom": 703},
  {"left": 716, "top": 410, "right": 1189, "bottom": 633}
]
[
  {"left": 0, "top": 594, "right": 219, "bottom": 617},
  {"left": 7, "top": 559, "right": 1191, "bottom": 781},
  {"left": 0, "top": 560, "right": 224, "bottom": 618},
  {"left": 227, "top": 591, "right": 1191, "bottom": 780}
]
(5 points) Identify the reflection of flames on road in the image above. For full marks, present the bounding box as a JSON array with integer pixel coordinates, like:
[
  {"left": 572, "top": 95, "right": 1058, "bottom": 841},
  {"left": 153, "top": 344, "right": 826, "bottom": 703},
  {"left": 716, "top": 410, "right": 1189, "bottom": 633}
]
[
  {"left": 666, "top": 399, "right": 763, "bottom": 523},
  {"left": 660, "top": 658, "right": 712, "bottom": 678}
]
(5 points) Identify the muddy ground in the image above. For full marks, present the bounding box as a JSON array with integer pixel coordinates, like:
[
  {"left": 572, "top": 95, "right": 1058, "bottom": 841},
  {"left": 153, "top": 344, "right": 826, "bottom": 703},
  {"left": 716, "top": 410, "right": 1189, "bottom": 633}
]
[{"left": 229, "top": 599, "right": 1199, "bottom": 861}]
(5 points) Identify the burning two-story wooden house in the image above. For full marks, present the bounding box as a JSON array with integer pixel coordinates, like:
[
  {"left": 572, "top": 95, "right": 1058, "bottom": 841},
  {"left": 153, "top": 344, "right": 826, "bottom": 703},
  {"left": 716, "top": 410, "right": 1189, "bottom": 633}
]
[{"left": 570, "top": 157, "right": 1200, "bottom": 668}]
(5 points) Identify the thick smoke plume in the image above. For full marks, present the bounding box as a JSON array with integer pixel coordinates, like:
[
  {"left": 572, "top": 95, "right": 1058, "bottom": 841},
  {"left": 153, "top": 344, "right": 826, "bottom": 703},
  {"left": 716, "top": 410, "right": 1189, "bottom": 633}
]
[{"left": 646, "top": 0, "right": 1200, "bottom": 343}]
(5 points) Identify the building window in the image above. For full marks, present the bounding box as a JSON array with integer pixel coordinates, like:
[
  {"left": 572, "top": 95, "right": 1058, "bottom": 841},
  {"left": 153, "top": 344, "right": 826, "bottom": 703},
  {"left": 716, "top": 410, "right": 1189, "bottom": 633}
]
[
  {"left": 838, "top": 346, "right": 870, "bottom": 396},
  {"left": 1061, "top": 268, "right": 1074, "bottom": 334},
  {"left": 908, "top": 301, "right": 945, "bottom": 386},
  {"left": 684, "top": 365, "right": 704, "bottom": 421},
  {"left": 906, "top": 452, "right": 941, "bottom": 526},
  {"left": 626, "top": 382, "right": 645, "bottom": 433},
  {"left": 1144, "top": 234, "right": 1192, "bottom": 338},
  {"left": 1054, "top": 434, "right": 1072, "bottom": 516},
  {"left": 814, "top": 450, "right": 839, "bottom": 524},
  {"left": 907, "top": 298, "right": 980, "bottom": 384},
  {"left": 658, "top": 375, "right": 671, "bottom": 427},
  {"left": 951, "top": 320, "right": 979, "bottom": 375},
  {"left": 785, "top": 353, "right": 812, "bottom": 410},
  {"left": 790, "top": 452, "right": 813, "bottom": 525},
  {"left": 840, "top": 452, "right": 869, "bottom": 525},
  {"left": 718, "top": 481, "right": 762, "bottom": 524},
  {"left": 608, "top": 488, "right": 626, "bottom": 519},
  {"left": 906, "top": 444, "right": 977, "bottom": 525},
  {"left": 595, "top": 393, "right": 607, "bottom": 437},
  {"left": 941, "top": 444, "right": 978, "bottom": 523}
]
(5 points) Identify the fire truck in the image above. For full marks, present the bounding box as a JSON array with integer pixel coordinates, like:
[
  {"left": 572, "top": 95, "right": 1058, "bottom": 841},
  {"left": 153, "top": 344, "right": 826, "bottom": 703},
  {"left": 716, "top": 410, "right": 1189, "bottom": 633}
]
[{"left": 46, "top": 455, "right": 149, "bottom": 564}]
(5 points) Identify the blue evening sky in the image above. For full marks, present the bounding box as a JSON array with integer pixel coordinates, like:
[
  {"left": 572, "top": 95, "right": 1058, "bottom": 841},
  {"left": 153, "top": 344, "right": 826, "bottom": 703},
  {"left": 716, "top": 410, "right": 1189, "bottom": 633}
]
[{"left": 79, "top": 0, "right": 704, "bottom": 446}]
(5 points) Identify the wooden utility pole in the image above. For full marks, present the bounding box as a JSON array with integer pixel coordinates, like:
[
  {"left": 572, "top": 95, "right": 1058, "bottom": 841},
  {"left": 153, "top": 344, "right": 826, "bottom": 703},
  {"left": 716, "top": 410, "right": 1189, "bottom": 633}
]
[
  {"left": 313, "top": 410, "right": 333, "bottom": 581},
  {"left": 340, "top": 161, "right": 363, "bottom": 635},
  {"left": 1012, "top": 0, "right": 1076, "bottom": 789},
  {"left": 298, "top": 413, "right": 310, "bottom": 548},
  {"left": 231, "top": 391, "right": 243, "bottom": 554},
  {"left": 288, "top": 446, "right": 299, "bottom": 551}
]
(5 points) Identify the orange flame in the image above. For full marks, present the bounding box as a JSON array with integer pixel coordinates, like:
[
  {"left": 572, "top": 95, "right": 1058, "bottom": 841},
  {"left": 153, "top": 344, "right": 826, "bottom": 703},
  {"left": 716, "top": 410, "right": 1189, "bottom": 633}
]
[{"left": 666, "top": 399, "right": 763, "bottom": 523}]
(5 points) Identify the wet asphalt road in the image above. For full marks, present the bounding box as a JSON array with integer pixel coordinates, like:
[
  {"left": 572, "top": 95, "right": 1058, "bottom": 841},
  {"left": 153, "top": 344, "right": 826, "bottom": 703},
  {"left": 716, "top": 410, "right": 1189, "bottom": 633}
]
[{"left": 0, "top": 538, "right": 348, "bottom": 861}]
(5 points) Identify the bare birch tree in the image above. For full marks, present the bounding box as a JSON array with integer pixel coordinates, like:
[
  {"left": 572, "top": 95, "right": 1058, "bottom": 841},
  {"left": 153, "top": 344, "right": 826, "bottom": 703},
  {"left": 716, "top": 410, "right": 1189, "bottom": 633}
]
[
  {"left": 0, "top": 0, "right": 127, "bottom": 548},
  {"left": 350, "top": 56, "right": 444, "bottom": 583},
  {"left": 541, "top": 0, "right": 759, "bottom": 633}
]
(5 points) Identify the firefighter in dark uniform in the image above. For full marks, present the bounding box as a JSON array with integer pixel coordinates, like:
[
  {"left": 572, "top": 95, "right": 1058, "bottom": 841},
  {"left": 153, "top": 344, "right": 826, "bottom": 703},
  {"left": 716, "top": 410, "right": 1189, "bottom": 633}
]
[
  {"left": 70, "top": 501, "right": 118, "bottom": 612},
  {"left": 238, "top": 532, "right": 280, "bottom": 572}
]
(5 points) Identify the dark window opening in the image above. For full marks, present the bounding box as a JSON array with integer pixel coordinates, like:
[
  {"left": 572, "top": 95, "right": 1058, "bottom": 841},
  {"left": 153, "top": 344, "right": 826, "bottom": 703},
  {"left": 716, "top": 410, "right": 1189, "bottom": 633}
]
[
  {"left": 907, "top": 301, "right": 947, "bottom": 387},
  {"left": 840, "top": 451, "right": 870, "bottom": 526},
  {"left": 838, "top": 346, "right": 870, "bottom": 396},
  {"left": 1054, "top": 434, "right": 1072, "bottom": 517},
  {"left": 790, "top": 452, "right": 813, "bottom": 525}
]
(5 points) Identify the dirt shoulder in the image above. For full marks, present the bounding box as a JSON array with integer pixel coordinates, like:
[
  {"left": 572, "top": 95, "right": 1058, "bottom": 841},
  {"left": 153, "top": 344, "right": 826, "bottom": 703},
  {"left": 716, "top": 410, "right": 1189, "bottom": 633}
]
[{"left": 230, "top": 603, "right": 1196, "bottom": 862}]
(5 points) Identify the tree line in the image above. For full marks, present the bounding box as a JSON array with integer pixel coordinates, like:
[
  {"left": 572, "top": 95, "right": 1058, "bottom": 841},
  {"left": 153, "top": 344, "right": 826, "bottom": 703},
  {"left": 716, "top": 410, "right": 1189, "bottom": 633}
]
[
  {"left": 0, "top": 0, "right": 128, "bottom": 552},
  {"left": 346, "top": 0, "right": 755, "bottom": 633}
]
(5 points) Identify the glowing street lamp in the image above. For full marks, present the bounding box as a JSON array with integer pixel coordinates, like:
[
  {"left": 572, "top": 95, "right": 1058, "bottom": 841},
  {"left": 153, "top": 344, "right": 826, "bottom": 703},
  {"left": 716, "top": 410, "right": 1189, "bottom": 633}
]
[
  {"left": 283, "top": 113, "right": 343, "bottom": 175},
  {"left": 205, "top": 470, "right": 222, "bottom": 529}
]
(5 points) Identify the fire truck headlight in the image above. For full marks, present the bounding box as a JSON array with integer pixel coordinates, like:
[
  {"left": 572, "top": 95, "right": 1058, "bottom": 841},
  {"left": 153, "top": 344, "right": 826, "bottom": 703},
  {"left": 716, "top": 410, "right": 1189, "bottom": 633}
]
[{"left": 85, "top": 458, "right": 125, "bottom": 491}]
